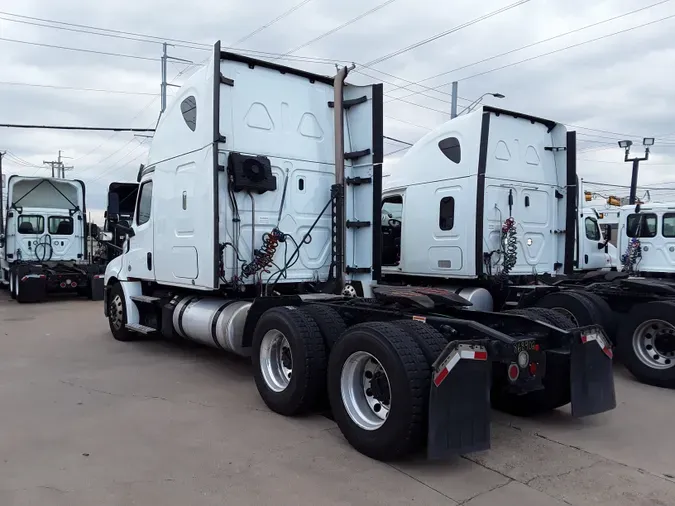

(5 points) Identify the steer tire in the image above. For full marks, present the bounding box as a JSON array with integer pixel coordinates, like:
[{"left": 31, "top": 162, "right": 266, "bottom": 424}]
[
  {"left": 616, "top": 301, "right": 675, "bottom": 389},
  {"left": 328, "top": 322, "right": 430, "bottom": 461},
  {"left": 9, "top": 268, "right": 16, "bottom": 300},
  {"left": 391, "top": 320, "right": 448, "bottom": 366},
  {"left": 252, "top": 306, "right": 327, "bottom": 416},
  {"left": 299, "top": 304, "right": 346, "bottom": 350},
  {"left": 535, "top": 291, "right": 602, "bottom": 328},
  {"left": 107, "top": 283, "right": 138, "bottom": 342}
]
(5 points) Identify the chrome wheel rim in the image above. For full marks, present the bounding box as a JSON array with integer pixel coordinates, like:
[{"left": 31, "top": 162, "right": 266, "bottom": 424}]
[
  {"left": 110, "top": 294, "right": 124, "bottom": 330},
  {"left": 260, "top": 330, "right": 293, "bottom": 392},
  {"left": 633, "top": 319, "right": 675, "bottom": 370},
  {"left": 340, "top": 351, "right": 391, "bottom": 431}
]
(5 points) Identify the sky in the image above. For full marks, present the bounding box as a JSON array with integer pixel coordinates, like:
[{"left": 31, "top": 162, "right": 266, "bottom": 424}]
[{"left": 1, "top": 0, "right": 675, "bottom": 222}]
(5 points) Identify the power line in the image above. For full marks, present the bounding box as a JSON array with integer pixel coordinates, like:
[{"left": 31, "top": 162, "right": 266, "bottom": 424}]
[
  {"left": 0, "top": 15, "right": 208, "bottom": 50},
  {"left": 232, "top": 0, "right": 315, "bottom": 46},
  {"left": 384, "top": 135, "right": 414, "bottom": 146},
  {"left": 364, "top": 0, "right": 533, "bottom": 66},
  {"left": 0, "top": 10, "right": 211, "bottom": 49},
  {"left": 455, "top": 13, "right": 675, "bottom": 82},
  {"left": 0, "top": 124, "right": 155, "bottom": 132},
  {"left": 384, "top": 0, "right": 670, "bottom": 98},
  {"left": 0, "top": 36, "right": 162, "bottom": 62},
  {"left": 384, "top": 115, "right": 433, "bottom": 131},
  {"left": 280, "top": 0, "right": 401, "bottom": 56},
  {"left": 0, "top": 81, "right": 160, "bottom": 96},
  {"left": 385, "top": 145, "right": 411, "bottom": 157}
]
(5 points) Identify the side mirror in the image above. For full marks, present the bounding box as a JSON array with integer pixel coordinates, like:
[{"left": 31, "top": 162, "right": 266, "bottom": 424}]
[
  {"left": 98, "top": 231, "right": 113, "bottom": 242},
  {"left": 115, "top": 223, "right": 135, "bottom": 238}
]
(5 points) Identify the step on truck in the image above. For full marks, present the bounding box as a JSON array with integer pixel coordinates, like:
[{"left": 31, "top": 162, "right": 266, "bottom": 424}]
[
  {"left": 103, "top": 42, "right": 616, "bottom": 462},
  {"left": 382, "top": 106, "right": 674, "bottom": 389},
  {"left": 1, "top": 176, "right": 105, "bottom": 302}
]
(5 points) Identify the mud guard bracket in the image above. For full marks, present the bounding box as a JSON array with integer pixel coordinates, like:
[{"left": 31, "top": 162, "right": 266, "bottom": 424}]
[
  {"left": 570, "top": 325, "right": 616, "bottom": 417},
  {"left": 427, "top": 342, "right": 491, "bottom": 459}
]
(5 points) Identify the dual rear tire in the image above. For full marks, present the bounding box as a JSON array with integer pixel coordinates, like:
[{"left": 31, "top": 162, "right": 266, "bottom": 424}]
[{"left": 251, "top": 306, "right": 443, "bottom": 460}]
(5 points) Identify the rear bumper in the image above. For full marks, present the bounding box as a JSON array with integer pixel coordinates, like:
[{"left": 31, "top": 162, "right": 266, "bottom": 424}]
[{"left": 425, "top": 325, "right": 616, "bottom": 459}]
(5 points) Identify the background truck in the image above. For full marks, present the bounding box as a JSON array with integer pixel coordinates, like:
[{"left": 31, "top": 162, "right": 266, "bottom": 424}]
[
  {"left": 382, "top": 107, "right": 674, "bottom": 389},
  {"left": 103, "top": 42, "right": 615, "bottom": 462},
  {"left": 0, "top": 176, "right": 104, "bottom": 302}
]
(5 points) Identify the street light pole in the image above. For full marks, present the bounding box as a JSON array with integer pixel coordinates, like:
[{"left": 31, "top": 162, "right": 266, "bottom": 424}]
[
  {"left": 457, "top": 92, "right": 506, "bottom": 116},
  {"left": 619, "top": 138, "right": 654, "bottom": 205}
]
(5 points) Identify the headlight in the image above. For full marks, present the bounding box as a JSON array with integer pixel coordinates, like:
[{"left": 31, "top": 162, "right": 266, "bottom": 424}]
[{"left": 517, "top": 351, "right": 529, "bottom": 368}]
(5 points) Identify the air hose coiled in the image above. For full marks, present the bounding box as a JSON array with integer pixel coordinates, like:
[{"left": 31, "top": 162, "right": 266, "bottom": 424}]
[
  {"left": 500, "top": 217, "right": 518, "bottom": 280},
  {"left": 241, "top": 227, "right": 285, "bottom": 278},
  {"left": 621, "top": 237, "right": 641, "bottom": 273}
]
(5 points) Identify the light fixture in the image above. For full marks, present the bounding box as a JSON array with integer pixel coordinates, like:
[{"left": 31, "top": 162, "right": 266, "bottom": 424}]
[
  {"left": 491, "top": 93, "right": 506, "bottom": 99},
  {"left": 618, "top": 140, "right": 633, "bottom": 149},
  {"left": 643, "top": 137, "right": 655, "bottom": 146}
]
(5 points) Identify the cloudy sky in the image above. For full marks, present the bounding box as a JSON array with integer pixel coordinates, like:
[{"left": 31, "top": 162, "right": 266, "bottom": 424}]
[{"left": 1, "top": 0, "right": 674, "bottom": 221}]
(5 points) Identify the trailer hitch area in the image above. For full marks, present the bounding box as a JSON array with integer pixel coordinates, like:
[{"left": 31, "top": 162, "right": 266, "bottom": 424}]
[
  {"left": 570, "top": 325, "right": 616, "bottom": 417},
  {"left": 427, "top": 341, "right": 491, "bottom": 460}
]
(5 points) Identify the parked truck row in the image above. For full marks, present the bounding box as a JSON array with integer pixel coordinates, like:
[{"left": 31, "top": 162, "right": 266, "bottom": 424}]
[{"left": 99, "top": 43, "right": 617, "bottom": 462}]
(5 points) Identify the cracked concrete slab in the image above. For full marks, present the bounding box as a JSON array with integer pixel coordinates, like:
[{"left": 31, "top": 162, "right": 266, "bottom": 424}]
[
  {"left": 467, "top": 423, "right": 604, "bottom": 483},
  {"left": 463, "top": 481, "right": 567, "bottom": 506},
  {"left": 392, "top": 456, "right": 511, "bottom": 503},
  {"left": 528, "top": 461, "right": 675, "bottom": 506}
]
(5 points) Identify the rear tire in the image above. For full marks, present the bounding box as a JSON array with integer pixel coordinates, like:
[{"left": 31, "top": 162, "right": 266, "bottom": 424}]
[
  {"left": 328, "top": 322, "right": 430, "bottom": 461},
  {"left": 107, "top": 283, "right": 138, "bottom": 342},
  {"left": 391, "top": 320, "right": 448, "bottom": 366},
  {"left": 570, "top": 290, "right": 615, "bottom": 339},
  {"left": 617, "top": 301, "right": 675, "bottom": 389},
  {"left": 535, "top": 291, "right": 602, "bottom": 328},
  {"left": 252, "top": 306, "right": 327, "bottom": 416},
  {"left": 506, "top": 307, "right": 576, "bottom": 330},
  {"left": 299, "top": 304, "right": 346, "bottom": 350}
]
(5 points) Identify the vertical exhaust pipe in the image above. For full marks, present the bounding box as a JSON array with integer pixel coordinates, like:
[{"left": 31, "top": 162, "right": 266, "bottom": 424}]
[{"left": 333, "top": 66, "right": 350, "bottom": 289}]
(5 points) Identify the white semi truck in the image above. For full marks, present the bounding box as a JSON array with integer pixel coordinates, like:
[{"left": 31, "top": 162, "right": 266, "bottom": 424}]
[
  {"left": 103, "top": 43, "right": 615, "bottom": 462},
  {"left": 382, "top": 109, "right": 675, "bottom": 389},
  {"left": 0, "top": 176, "right": 105, "bottom": 302}
]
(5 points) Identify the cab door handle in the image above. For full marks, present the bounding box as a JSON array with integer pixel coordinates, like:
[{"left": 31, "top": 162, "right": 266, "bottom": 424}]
[{"left": 147, "top": 252, "right": 152, "bottom": 270}]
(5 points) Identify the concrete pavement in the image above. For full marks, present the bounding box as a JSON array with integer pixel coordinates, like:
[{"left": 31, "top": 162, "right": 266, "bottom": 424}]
[{"left": 0, "top": 292, "right": 673, "bottom": 505}]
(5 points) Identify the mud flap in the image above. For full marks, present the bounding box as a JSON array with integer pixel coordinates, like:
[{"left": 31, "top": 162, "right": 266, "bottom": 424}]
[
  {"left": 427, "top": 343, "right": 491, "bottom": 459},
  {"left": 570, "top": 326, "right": 616, "bottom": 417}
]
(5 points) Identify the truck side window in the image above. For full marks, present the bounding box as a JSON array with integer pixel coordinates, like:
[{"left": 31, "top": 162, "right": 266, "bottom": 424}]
[
  {"left": 49, "top": 217, "right": 73, "bottom": 235},
  {"left": 626, "top": 213, "right": 657, "bottom": 238},
  {"left": 439, "top": 197, "right": 455, "bottom": 230},
  {"left": 18, "top": 215, "right": 44, "bottom": 234},
  {"left": 584, "top": 217, "right": 600, "bottom": 241},
  {"left": 180, "top": 96, "right": 197, "bottom": 132},
  {"left": 136, "top": 181, "right": 153, "bottom": 226},
  {"left": 438, "top": 137, "right": 461, "bottom": 164},
  {"left": 663, "top": 213, "right": 675, "bottom": 238}
]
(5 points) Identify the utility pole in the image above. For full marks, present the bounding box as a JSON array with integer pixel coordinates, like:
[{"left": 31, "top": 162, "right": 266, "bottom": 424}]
[
  {"left": 618, "top": 138, "right": 655, "bottom": 205},
  {"left": 43, "top": 160, "right": 57, "bottom": 177},
  {"left": 160, "top": 43, "right": 192, "bottom": 115},
  {"left": 450, "top": 81, "right": 458, "bottom": 119}
]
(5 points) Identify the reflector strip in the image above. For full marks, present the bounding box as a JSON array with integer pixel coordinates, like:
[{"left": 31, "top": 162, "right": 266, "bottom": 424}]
[
  {"left": 412, "top": 315, "right": 426, "bottom": 323},
  {"left": 581, "top": 331, "right": 614, "bottom": 359},
  {"left": 433, "top": 345, "right": 488, "bottom": 387}
]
